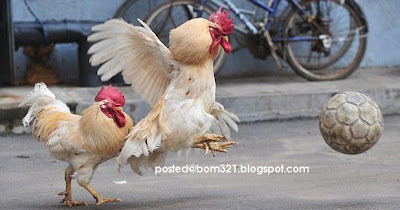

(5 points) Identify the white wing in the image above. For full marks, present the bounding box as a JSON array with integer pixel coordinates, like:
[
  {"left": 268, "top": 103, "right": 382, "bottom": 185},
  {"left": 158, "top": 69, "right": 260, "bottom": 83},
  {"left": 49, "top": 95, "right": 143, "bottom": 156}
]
[
  {"left": 88, "top": 18, "right": 177, "bottom": 106},
  {"left": 209, "top": 102, "right": 240, "bottom": 138}
]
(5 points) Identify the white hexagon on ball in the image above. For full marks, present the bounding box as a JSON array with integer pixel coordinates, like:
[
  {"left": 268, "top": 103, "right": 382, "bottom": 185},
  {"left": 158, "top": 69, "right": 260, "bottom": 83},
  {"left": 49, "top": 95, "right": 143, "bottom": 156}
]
[{"left": 319, "top": 92, "right": 384, "bottom": 155}]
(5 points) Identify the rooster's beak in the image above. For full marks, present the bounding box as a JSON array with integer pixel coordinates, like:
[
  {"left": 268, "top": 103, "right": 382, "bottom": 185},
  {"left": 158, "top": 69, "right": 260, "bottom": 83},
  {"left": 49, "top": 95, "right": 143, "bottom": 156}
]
[{"left": 223, "top": 36, "right": 229, "bottom": 42}]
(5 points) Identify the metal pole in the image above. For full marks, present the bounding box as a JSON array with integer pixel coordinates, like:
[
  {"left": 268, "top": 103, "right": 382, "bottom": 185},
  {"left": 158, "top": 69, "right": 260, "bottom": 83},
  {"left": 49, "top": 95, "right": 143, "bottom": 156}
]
[{"left": 0, "top": 0, "right": 15, "bottom": 85}]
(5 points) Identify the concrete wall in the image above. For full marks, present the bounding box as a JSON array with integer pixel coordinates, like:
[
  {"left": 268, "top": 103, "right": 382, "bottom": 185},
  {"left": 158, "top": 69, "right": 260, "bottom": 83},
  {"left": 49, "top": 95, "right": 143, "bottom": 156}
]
[{"left": 11, "top": 0, "right": 400, "bottom": 84}]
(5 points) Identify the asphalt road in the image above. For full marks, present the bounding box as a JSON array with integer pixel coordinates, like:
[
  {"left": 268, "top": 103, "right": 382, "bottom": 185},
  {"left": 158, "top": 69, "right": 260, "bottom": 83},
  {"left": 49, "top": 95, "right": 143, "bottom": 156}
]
[{"left": 1, "top": 116, "right": 399, "bottom": 209}]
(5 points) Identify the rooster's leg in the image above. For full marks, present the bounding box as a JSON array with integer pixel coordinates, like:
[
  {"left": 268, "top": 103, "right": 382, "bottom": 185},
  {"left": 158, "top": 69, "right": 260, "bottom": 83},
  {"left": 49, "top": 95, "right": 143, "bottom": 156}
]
[
  {"left": 192, "top": 134, "right": 237, "bottom": 156},
  {"left": 58, "top": 165, "right": 88, "bottom": 207},
  {"left": 83, "top": 184, "right": 121, "bottom": 205}
]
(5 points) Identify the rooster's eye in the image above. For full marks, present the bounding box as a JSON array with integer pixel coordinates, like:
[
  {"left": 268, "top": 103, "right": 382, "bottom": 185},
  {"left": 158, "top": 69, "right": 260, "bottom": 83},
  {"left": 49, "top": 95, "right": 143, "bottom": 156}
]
[{"left": 106, "top": 102, "right": 112, "bottom": 108}]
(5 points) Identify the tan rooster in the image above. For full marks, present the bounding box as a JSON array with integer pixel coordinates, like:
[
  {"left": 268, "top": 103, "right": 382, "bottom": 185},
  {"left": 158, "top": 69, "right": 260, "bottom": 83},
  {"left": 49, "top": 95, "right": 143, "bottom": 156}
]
[
  {"left": 88, "top": 8, "right": 238, "bottom": 174},
  {"left": 20, "top": 83, "right": 133, "bottom": 206}
]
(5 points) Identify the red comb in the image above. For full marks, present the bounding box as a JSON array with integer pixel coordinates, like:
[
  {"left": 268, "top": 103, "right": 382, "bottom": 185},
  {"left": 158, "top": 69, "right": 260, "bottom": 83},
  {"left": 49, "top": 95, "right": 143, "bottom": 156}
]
[
  {"left": 95, "top": 84, "right": 125, "bottom": 107},
  {"left": 209, "top": 7, "right": 234, "bottom": 36}
]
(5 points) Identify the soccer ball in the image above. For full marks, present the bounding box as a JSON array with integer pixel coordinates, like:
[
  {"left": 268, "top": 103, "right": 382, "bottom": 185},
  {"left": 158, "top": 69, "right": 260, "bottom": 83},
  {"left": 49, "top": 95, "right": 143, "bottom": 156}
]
[{"left": 319, "top": 92, "right": 384, "bottom": 155}]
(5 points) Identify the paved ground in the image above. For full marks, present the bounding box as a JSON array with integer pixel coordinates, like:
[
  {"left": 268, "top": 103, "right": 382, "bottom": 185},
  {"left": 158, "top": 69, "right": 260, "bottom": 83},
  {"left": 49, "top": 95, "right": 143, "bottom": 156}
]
[{"left": 0, "top": 116, "right": 399, "bottom": 209}]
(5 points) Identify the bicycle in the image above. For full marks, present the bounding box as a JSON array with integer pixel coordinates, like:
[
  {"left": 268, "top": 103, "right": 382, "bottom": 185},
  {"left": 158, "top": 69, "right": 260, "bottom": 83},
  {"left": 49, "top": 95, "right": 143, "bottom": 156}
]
[{"left": 115, "top": 0, "right": 368, "bottom": 81}]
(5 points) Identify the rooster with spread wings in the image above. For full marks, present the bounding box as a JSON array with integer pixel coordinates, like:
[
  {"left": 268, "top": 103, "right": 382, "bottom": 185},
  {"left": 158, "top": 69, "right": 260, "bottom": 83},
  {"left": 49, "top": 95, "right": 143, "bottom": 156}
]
[{"left": 88, "top": 8, "right": 239, "bottom": 174}]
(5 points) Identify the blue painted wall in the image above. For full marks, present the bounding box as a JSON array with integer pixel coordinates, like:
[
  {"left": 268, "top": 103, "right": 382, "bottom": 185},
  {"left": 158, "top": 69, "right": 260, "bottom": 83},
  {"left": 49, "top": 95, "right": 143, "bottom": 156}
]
[{"left": 11, "top": 0, "right": 400, "bottom": 84}]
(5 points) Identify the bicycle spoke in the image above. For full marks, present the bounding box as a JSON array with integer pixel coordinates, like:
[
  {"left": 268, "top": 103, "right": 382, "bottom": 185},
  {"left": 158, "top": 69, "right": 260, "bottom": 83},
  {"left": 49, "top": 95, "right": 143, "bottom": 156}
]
[
  {"left": 334, "top": 26, "right": 366, "bottom": 37},
  {"left": 168, "top": 7, "right": 179, "bottom": 28},
  {"left": 307, "top": 42, "right": 313, "bottom": 63},
  {"left": 333, "top": 27, "right": 367, "bottom": 43}
]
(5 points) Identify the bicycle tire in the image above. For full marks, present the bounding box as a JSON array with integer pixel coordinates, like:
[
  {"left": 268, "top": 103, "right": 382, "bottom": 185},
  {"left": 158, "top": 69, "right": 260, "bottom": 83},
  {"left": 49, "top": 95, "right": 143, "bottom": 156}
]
[
  {"left": 283, "top": 0, "right": 367, "bottom": 81},
  {"left": 145, "top": 0, "right": 228, "bottom": 74},
  {"left": 114, "top": 0, "right": 141, "bottom": 18}
]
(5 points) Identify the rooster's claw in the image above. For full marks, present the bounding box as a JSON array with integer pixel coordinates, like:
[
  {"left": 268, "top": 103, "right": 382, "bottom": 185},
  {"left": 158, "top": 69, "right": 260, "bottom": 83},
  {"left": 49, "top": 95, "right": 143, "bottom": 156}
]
[
  {"left": 58, "top": 191, "right": 88, "bottom": 207},
  {"left": 192, "top": 134, "right": 237, "bottom": 156}
]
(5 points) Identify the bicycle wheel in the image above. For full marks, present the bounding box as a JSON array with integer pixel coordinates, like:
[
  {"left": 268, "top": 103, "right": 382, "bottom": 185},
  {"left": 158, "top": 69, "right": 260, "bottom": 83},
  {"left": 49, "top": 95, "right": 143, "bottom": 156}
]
[
  {"left": 114, "top": 0, "right": 167, "bottom": 25},
  {"left": 283, "top": 0, "right": 367, "bottom": 81},
  {"left": 145, "top": 0, "right": 228, "bottom": 74}
]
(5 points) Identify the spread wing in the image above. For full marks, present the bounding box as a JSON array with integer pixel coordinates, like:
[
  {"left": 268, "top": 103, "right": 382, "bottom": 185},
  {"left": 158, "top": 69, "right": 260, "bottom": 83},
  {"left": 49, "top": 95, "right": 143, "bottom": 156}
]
[
  {"left": 88, "top": 18, "right": 177, "bottom": 106},
  {"left": 209, "top": 102, "right": 240, "bottom": 138}
]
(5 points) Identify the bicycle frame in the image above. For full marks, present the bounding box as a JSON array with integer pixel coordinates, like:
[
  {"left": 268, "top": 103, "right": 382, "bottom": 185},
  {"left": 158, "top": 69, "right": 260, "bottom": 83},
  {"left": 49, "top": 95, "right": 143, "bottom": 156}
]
[{"left": 198, "top": 0, "right": 315, "bottom": 43}]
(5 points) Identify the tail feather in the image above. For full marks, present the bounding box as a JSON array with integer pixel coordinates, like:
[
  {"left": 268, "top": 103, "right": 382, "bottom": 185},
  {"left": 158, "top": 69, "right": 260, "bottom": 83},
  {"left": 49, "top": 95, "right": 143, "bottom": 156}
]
[
  {"left": 117, "top": 123, "right": 166, "bottom": 175},
  {"left": 19, "top": 83, "right": 69, "bottom": 127},
  {"left": 126, "top": 151, "right": 167, "bottom": 175},
  {"left": 116, "top": 130, "right": 164, "bottom": 168}
]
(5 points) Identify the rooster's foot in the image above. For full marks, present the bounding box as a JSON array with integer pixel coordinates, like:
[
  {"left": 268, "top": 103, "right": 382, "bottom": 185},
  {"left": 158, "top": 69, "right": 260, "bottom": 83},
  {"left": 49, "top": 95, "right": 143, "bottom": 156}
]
[
  {"left": 84, "top": 184, "right": 121, "bottom": 205},
  {"left": 95, "top": 196, "right": 121, "bottom": 205},
  {"left": 59, "top": 192, "right": 88, "bottom": 207},
  {"left": 192, "top": 134, "right": 237, "bottom": 156}
]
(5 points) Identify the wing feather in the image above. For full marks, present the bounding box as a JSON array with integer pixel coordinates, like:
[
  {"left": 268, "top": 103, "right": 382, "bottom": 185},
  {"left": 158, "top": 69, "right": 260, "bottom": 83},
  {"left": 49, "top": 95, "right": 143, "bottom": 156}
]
[
  {"left": 88, "top": 18, "right": 177, "bottom": 106},
  {"left": 209, "top": 102, "right": 240, "bottom": 138}
]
